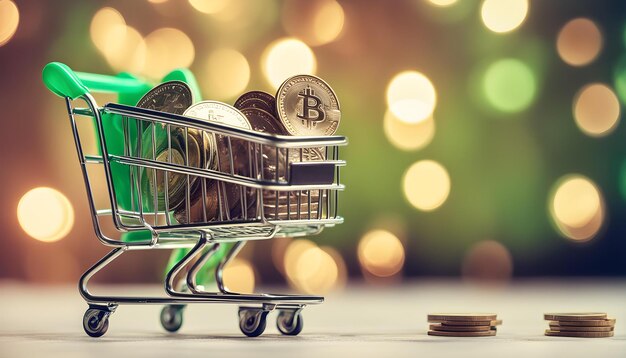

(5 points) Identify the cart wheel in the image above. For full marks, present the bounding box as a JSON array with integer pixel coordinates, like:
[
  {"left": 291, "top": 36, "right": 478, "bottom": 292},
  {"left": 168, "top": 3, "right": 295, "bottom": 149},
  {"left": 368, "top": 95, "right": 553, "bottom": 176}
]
[
  {"left": 276, "top": 309, "right": 304, "bottom": 336},
  {"left": 83, "top": 308, "right": 110, "bottom": 338},
  {"left": 238, "top": 307, "right": 268, "bottom": 337},
  {"left": 160, "top": 305, "right": 184, "bottom": 333}
]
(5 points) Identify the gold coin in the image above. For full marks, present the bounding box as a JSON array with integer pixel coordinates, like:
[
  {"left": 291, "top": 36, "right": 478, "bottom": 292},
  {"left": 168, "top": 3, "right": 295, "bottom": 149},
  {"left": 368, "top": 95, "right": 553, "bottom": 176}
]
[
  {"left": 430, "top": 324, "right": 492, "bottom": 332},
  {"left": 545, "top": 329, "right": 614, "bottom": 338},
  {"left": 428, "top": 330, "right": 496, "bottom": 337},
  {"left": 441, "top": 320, "right": 502, "bottom": 326},
  {"left": 548, "top": 324, "right": 614, "bottom": 332},
  {"left": 544, "top": 313, "right": 607, "bottom": 321},
  {"left": 428, "top": 314, "right": 498, "bottom": 322},
  {"left": 276, "top": 74, "right": 340, "bottom": 136},
  {"left": 548, "top": 318, "right": 615, "bottom": 327}
]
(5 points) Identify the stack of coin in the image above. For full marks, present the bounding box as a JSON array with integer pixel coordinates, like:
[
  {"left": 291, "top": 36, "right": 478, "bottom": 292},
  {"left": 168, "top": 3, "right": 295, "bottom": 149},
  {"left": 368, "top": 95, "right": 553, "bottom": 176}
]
[
  {"left": 544, "top": 313, "right": 615, "bottom": 338},
  {"left": 427, "top": 313, "right": 502, "bottom": 337}
]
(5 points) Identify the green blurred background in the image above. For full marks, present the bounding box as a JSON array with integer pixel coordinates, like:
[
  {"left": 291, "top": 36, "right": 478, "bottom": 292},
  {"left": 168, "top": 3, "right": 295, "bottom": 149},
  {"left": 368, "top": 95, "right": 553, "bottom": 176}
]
[{"left": 0, "top": 0, "right": 625, "bottom": 291}]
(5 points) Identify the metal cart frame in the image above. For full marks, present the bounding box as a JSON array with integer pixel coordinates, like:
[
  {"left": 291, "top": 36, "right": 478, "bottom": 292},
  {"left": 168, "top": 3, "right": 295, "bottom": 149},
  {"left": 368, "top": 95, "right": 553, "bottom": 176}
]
[{"left": 44, "top": 63, "right": 346, "bottom": 338}]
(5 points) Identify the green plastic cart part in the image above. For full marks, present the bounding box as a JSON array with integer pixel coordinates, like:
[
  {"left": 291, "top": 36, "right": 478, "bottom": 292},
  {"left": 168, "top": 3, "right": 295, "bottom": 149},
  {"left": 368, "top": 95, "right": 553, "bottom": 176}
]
[{"left": 43, "top": 62, "right": 228, "bottom": 285}]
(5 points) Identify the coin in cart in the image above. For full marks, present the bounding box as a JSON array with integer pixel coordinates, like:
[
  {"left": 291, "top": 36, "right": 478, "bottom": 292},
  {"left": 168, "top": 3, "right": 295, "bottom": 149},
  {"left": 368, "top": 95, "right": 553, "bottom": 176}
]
[
  {"left": 543, "top": 313, "right": 615, "bottom": 338},
  {"left": 137, "top": 81, "right": 194, "bottom": 116},
  {"left": 234, "top": 91, "right": 278, "bottom": 117},
  {"left": 137, "top": 81, "right": 197, "bottom": 212},
  {"left": 178, "top": 101, "right": 252, "bottom": 222},
  {"left": 276, "top": 74, "right": 341, "bottom": 136}
]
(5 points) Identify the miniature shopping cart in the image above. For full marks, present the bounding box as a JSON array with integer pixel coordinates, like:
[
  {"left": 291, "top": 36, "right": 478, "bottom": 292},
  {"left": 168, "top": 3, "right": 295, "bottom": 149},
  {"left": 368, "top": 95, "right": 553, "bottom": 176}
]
[{"left": 42, "top": 62, "right": 346, "bottom": 338}]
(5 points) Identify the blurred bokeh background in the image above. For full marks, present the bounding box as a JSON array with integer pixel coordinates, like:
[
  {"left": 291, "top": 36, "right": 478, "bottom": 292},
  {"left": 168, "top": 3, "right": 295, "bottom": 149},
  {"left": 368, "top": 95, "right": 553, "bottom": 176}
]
[{"left": 0, "top": 0, "right": 625, "bottom": 294}]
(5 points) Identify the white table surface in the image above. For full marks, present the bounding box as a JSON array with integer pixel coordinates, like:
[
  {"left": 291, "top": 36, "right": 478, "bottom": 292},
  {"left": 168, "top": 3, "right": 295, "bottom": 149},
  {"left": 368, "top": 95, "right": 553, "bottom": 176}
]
[{"left": 1, "top": 280, "right": 624, "bottom": 357}]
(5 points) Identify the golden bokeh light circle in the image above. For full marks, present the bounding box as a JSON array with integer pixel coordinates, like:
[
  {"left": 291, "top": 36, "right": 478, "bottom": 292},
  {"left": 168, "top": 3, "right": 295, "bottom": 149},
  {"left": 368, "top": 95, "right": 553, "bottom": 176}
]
[
  {"left": 103, "top": 26, "right": 146, "bottom": 74},
  {"left": 284, "top": 239, "right": 341, "bottom": 294},
  {"left": 282, "top": 0, "right": 345, "bottom": 46},
  {"left": 480, "top": 0, "right": 529, "bottom": 33},
  {"left": 573, "top": 83, "right": 620, "bottom": 137},
  {"left": 357, "top": 230, "right": 405, "bottom": 277},
  {"left": 386, "top": 71, "right": 437, "bottom": 124},
  {"left": 203, "top": 48, "right": 250, "bottom": 100},
  {"left": 261, "top": 37, "right": 317, "bottom": 89},
  {"left": 0, "top": 0, "right": 19, "bottom": 46},
  {"left": 143, "top": 28, "right": 195, "bottom": 79},
  {"left": 188, "top": 0, "right": 229, "bottom": 14},
  {"left": 223, "top": 258, "right": 255, "bottom": 293},
  {"left": 557, "top": 18, "right": 602, "bottom": 67},
  {"left": 428, "top": 0, "right": 458, "bottom": 6},
  {"left": 384, "top": 110, "right": 435, "bottom": 151},
  {"left": 17, "top": 187, "right": 74, "bottom": 243},
  {"left": 403, "top": 160, "right": 451, "bottom": 211},
  {"left": 550, "top": 175, "right": 605, "bottom": 242},
  {"left": 90, "top": 7, "right": 127, "bottom": 54}
]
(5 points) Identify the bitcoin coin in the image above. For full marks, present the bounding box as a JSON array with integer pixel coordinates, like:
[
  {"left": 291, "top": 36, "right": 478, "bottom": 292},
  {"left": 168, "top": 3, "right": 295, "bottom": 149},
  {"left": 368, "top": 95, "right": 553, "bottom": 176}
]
[
  {"left": 545, "top": 330, "right": 614, "bottom": 338},
  {"left": 544, "top": 313, "right": 607, "bottom": 321},
  {"left": 549, "top": 318, "right": 615, "bottom": 327},
  {"left": 235, "top": 91, "right": 277, "bottom": 116},
  {"left": 430, "top": 324, "right": 492, "bottom": 332},
  {"left": 548, "top": 324, "right": 614, "bottom": 332},
  {"left": 137, "top": 81, "right": 193, "bottom": 115},
  {"left": 428, "top": 330, "right": 496, "bottom": 337},
  {"left": 428, "top": 314, "right": 498, "bottom": 322},
  {"left": 276, "top": 74, "right": 340, "bottom": 136},
  {"left": 441, "top": 320, "right": 502, "bottom": 326}
]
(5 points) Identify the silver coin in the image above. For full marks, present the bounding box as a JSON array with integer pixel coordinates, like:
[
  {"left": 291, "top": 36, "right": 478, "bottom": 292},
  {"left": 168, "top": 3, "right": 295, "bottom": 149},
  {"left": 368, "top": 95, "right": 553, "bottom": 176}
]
[
  {"left": 137, "top": 82, "right": 194, "bottom": 212},
  {"left": 137, "top": 81, "right": 193, "bottom": 114},
  {"left": 276, "top": 74, "right": 340, "bottom": 136},
  {"left": 182, "top": 101, "right": 252, "bottom": 221},
  {"left": 184, "top": 100, "right": 251, "bottom": 129}
]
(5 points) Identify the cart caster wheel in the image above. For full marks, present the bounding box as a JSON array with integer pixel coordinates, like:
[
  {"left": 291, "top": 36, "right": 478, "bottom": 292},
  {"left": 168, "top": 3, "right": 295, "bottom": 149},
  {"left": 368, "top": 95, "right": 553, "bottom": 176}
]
[
  {"left": 238, "top": 307, "right": 268, "bottom": 337},
  {"left": 276, "top": 309, "right": 304, "bottom": 336},
  {"left": 160, "top": 305, "right": 184, "bottom": 333},
  {"left": 83, "top": 308, "right": 110, "bottom": 338}
]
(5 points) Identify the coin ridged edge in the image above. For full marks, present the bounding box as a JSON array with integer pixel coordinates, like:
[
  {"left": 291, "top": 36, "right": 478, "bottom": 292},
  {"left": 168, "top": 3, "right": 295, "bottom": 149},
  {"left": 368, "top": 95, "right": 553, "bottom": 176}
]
[
  {"left": 544, "top": 313, "right": 607, "bottom": 321},
  {"left": 548, "top": 318, "right": 615, "bottom": 327},
  {"left": 428, "top": 330, "right": 497, "bottom": 337},
  {"left": 544, "top": 329, "right": 614, "bottom": 338},
  {"left": 548, "top": 325, "right": 614, "bottom": 332},
  {"left": 440, "top": 319, "right": 502, "bottom": 326},
  {"left": 428, "top": 314, "right": 498, "bottom": 322},
  {"left": 430, "top": 324, "right": 492, "bottom": 332}
]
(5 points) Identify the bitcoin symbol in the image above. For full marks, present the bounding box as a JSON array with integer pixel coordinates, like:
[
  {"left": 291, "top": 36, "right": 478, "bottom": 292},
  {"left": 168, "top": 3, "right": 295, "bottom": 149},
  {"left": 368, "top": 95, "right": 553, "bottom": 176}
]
[{"left": 297, "top": 86, "right": 325, "bottom": 128}]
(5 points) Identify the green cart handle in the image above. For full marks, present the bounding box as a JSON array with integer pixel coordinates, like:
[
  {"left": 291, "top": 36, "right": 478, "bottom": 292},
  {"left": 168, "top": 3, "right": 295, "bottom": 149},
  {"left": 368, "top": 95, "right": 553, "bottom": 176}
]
[
  {"left": 44, "top": 62, "right": 224, "bottom": 285},
  {"left": 42, "top": 62, "right": 151, "bottom": 100}
]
